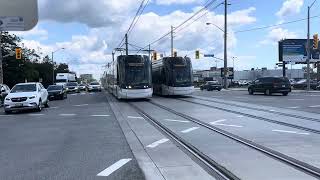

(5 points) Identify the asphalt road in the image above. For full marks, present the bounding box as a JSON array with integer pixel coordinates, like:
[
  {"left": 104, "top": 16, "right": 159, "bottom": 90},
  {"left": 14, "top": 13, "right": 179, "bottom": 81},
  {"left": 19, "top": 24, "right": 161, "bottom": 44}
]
[
  {"left": 0, "top": 92, "right": 145, "bottom": 180},
  {"left": 193, "top": 89, "right": 320, "bottom": 114}
]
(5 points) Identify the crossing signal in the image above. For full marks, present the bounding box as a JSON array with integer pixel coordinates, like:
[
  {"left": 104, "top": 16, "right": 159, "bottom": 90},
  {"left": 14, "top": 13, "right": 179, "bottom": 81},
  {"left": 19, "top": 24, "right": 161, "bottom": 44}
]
[
  {"left": 152, "top": 51, "right": 157, "bottom": 61},
  {"left": 195, "top": 50, "right": 200, "bottom": 59},
  {"left": 313, "top": 34, "right": 318, "bottom": 49},
  {"left": 173, "top": 51, "right": 177, "bottom": 57},
  {"left": 15, "top": 48, "right": 22, "bottom": 60}
]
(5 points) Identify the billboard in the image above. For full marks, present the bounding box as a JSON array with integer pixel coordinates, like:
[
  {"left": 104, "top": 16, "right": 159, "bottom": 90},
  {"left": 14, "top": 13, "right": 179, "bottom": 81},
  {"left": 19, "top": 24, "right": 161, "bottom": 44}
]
[{"left": 279, "top": 39, "right": 319, "bottom": 62}]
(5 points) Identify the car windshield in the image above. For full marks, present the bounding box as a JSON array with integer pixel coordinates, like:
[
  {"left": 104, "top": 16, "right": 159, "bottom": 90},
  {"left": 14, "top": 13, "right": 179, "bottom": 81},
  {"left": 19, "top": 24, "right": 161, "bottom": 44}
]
[
  {"left": 11, "top": 84, "right": 36, "bottom": 93},
  {"left": 66, "top": 82, "right": 78, "bottom": 86},
  {"left": 47, "top": 85, "right": 62, "bottom": 91}
]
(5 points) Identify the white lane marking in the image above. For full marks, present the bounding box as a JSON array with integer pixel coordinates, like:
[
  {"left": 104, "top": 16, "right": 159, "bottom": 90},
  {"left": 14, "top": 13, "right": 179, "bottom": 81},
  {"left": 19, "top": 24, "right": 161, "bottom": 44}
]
[
  {"left": 288, "top": 99, "right": 304, "bottom": 101},
  {"left": 237, "top": 115, "right": 244, "bottom": 118},
  {"left": 309, "top": 105, "right": 320, "bottom": 108},
  {"left": 287, "top": 106, "right": 300, "bottom": 109},
  {"left": 210, "top": 119, "right": 243, "bottom": 128},
  {"left": 181, "top": 127, "right": 199, "bottom": 133},
  {"left": 0, "top": 115, "right": 13, "bottom": 117},
  {"left": 91, "top": 115, "right": 110, "bottom": 117},
  {"left": 89, "top": 93, "right": 94, "bottom": 95},
  {"left": 80, "top": 93, "right": 86, "bottom": 95},
  {"left": 210, "top": 119, "right": 227, "bottom": 124},
  {"left": 28, "top": 114, "right": 45, "bottom": 116},
  {"left": 59, "top": 114, "right": 76, "bottom": 116},
  {"left": 71, "top": 94, "right": 77, "bottom": 96},
  {"left": 73, "top": 104, "right": 89, "bottom": 107},
  {"left": 214, "top": 124, "right": 243, "bottom": 128},
  {"left": 127, "top": 116, "right": 144, "bottom": 119},
  {"left": 97, "top": 158, "right": 132, "bottom": 177},
  {"left": 272, "top": 129, "right": 310, "bottom": 135},
  {"left": 50, "top": 106, "right": 59, "bottom": 109},
  {"left": 146, "top": 138, "right": 169, "bottom": 148},
  {"left": 269, "top": 109, "right": 276, "bottom": 112},
  {"left": 163, "top": 119, "right": 189, "bottom": 123}
]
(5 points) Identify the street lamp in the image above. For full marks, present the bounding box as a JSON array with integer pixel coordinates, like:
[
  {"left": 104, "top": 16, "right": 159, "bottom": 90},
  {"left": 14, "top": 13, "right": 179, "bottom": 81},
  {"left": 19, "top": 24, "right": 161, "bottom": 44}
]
[
  {"left": 306, "top": 0, "right": 317, "bottom": 91},
  {"left": 231, "top": 56, "right": 237, "bottom": 71},
  {"left": 52, "top": 47, "right": 65, "bottom": 84},
  {"left": 206, "top": 22, "right": 224, "bottom": 33}
]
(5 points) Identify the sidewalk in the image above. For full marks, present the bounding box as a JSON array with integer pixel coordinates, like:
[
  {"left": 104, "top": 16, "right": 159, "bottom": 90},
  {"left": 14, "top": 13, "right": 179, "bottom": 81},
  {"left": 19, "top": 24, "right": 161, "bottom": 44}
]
[{"left": 227, "top": 88, "right": 320, "bottom": 93}]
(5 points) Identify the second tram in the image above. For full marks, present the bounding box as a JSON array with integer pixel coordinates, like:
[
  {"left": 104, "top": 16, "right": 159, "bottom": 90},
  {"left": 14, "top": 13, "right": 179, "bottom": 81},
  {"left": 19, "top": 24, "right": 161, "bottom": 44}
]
[{"left": 152, "top": 56, "right": 194, "bottom": 95}]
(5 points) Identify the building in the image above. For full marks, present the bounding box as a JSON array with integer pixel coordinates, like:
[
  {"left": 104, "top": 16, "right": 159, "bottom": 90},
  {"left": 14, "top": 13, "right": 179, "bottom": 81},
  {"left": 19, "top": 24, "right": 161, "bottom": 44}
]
[
  {"left": 234, "top": 69, "right": 304, "bottom": 81},
  {"left": 79, "top": 74, "right": 94, "bottom": 84}
]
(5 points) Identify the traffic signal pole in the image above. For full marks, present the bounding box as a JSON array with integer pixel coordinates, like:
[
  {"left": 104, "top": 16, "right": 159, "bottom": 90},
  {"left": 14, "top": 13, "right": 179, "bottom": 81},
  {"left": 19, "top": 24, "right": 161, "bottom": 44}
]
[
  {"left": 125, "top": 34, "right": 129, "bottom": 56},
  {"left": 223, "top": 0, "right": 228, "bottom": 89},
  {"left": 0, "top": 32, "right": 3, "bottom": 84}
]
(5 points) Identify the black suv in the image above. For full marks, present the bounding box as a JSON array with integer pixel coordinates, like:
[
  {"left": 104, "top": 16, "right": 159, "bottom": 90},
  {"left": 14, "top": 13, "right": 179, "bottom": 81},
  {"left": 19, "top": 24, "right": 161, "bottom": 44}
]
[
  {"left": 200, "top": 81, "right": 222, "bottom": 91},
  {"left": 248, "top": 77, "right": 291, "bottom": 96}
]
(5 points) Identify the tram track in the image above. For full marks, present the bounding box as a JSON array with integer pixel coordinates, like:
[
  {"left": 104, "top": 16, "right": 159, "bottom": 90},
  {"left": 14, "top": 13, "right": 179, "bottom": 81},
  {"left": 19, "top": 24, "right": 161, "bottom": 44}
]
[
  {"left": 191, "top": 96, "right": 320, "bottom": 123},
  {"left": 135, "top": 100, "right": 320, "bottom": 179},
  {"left": 175, "top": 97, "right": 320, "bottom": 135},
  {"left": 129, "top": 102, "right": 240, "bottom": 180}
]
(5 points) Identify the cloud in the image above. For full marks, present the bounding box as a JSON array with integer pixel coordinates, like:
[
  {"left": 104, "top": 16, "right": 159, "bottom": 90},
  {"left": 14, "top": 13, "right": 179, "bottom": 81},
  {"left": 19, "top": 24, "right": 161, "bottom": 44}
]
[
  {"left": 276, "top": 0, "right": 304, "bottom": 18},
  {"left": 156, "top": 0, "right": 200, "bottom": 5},
  {"left": 15, "top": 26, "right": 49, "bottom": 40},
  {"left": 260, "top": 28, "right": 298, "bottom": 45},
  {"left": 39, "top": 0, "right": 141, "bottom": 28}
]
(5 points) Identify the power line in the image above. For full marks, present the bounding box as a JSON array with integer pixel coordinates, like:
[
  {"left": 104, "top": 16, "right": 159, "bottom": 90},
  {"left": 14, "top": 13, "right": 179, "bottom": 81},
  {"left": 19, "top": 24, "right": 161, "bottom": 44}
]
[
  {"left": 137, "top": 0, "right": 220, "bottom": 52},
  {"left": 129, "top": 0, "right": 151, "bottom": 36},
  {"left": 115, "top": 0, "right": 149, "bottom": 49},
  {"left": 234, "top": 15, "right": 320, "bottom": 33}
]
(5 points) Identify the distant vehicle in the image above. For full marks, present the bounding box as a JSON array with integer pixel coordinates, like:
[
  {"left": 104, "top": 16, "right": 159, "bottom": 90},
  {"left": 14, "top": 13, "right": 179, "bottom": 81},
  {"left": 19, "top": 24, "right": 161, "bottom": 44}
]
[
  {"left": 66, "top": 82, "right": 80, "bottom": 93},
  {"left": 47, "top": 85, "right": 67, "bottom": 100},
  {"left": 1, "top": 84, "right": 10, "bottom": 105},
  {"left": 239, "top": 80, "right": 249, "bottom": 86},
  {"left": 106, "top": 55, "right": 153, "bottom": 99},
  {"left": 248, "top": 77, "right": 291, "bottom": 96},
  {"left": 78, "top": 84, "right": 87, "bottom": 91},
  {"left": 4, "top": 83, "right": 49, "bottom": 113},
  {"left": 88, "top": 82, "right": 102, "bottom": 92},
  {"left": 55, "top": 73, "right": 77, "bottom": 86},
  {"left": 200, "top": 81, "right": 222, "bottom": 91},
  {"left": 152, "top": 57, "right": 194, "bottom": 95},
  {"left": 292, "top": 79, "right": 319, "bottom": 90}
]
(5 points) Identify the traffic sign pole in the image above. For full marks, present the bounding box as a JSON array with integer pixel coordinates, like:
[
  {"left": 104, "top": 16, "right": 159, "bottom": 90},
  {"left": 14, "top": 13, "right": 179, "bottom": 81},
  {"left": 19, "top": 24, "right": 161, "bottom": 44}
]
[{"left": 0, "top": 32, "right": 3, "bottom": 84}]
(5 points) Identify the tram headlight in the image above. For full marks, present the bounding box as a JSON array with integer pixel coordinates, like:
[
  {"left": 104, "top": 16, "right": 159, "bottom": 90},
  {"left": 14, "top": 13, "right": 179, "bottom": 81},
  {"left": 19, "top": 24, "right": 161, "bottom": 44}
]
[{"left": 126, "top": 86, "right": 132, "bottom": 89}]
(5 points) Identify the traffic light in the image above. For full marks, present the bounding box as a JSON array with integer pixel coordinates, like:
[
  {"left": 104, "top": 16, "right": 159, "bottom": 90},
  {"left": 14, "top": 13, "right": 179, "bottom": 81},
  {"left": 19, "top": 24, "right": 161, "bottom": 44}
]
[
  {"left": 195, "top": 50, "right": 200, "bottom": 59},
  {"left": 152, "top": 51, "right": 157, "bottom": 61},
  {"left": 15, "top": 48, "right": 22, "bottom": 60},
  {"left": 313, "top": 34, "right": 318, "bottom": 49},
  {"left": 173, "top": 51, "right": 177, "bottom": 57}
]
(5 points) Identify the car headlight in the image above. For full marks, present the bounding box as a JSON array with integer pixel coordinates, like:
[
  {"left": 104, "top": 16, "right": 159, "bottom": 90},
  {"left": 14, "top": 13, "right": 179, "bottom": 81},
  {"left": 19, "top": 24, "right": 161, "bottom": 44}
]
[
  {"left": 29, "top": 95, "right": 36, "bottom": 99},
  {"left": 5, "top": 97, "right": 11, "bottom": 101},
  {"left": 75, "top": 87, "right": 78, "bottom": 90},
  {"left": 66, "top": 88, "right": 69, "bottom": 90}
]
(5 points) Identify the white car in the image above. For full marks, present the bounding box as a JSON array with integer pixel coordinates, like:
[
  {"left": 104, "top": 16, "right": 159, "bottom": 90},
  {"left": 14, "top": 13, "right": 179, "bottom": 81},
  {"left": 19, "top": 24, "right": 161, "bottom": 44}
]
[
  {"left": 88, "top": 82, "right": 102, "bottom": 92},
  {"left": 4, "top": 83, "right": 49, "bottom": 114}
]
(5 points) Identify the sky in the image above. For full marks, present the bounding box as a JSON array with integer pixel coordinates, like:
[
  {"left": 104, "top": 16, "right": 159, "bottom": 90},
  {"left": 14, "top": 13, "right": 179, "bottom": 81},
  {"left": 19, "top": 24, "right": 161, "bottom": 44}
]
[{"left": 16, "top": 0, "right": 320, "bottom": 79}]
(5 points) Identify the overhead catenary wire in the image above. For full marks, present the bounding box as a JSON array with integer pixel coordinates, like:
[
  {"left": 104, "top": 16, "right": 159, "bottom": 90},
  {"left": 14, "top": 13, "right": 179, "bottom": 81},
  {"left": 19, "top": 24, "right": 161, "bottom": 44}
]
[
  {"left": 234, "top": 15, "right": 320, "bottom": 33},
  {"left": 137, "top": 0, "right": 220, "bottom": 52}
]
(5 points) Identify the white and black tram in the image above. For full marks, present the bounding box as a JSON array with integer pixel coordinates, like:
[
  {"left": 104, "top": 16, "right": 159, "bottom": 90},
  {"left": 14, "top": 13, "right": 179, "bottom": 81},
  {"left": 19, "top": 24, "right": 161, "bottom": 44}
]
[
  {"left": 152, "top": 56, "right": 194, "bottom": 95},
  {"left": 106, "top": 55, "right": 153, "bottom": 99}
]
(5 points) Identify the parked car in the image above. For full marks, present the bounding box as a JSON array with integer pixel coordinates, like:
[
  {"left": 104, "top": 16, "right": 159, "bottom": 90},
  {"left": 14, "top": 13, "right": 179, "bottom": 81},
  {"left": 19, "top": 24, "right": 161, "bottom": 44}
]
[
  {"left": 78, "top": 84, "right": 87, "bottom": 91},
  {"left": 88, "top": 82, "right": 102, "bottom": 92},
  {"left": 47, "top": 85, "right": 67, "bottom": 100},
  {"left": 1, "top": 84, "right": 10, "bottom": 105},
  {"left": 65, "top": 82, "right": 80, "bottom": 93},
  {"left": 4, "top": 82, "right": 49, "bottom": 113},
  {"left": 292, "top": 79, "right": 319, "bottom": 90},
  {"left": 200, "top": 81, "right": 222, "bottom": 91},
  {"left": 239, "top": 80, "right": 249, "bottom": 86},
  {"left": 248, "top": 77, "right": 291, "bottom": 96}
]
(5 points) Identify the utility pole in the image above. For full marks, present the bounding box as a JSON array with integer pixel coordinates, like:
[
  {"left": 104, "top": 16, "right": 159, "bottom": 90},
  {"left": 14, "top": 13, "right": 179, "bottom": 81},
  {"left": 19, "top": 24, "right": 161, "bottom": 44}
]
[
  {"left": 171, "top": 26, "right": 174, "bottom": 57},
  {"left": 148, "top": 44, "right": 151, "bottom": 60},
  {"left": 125, "top": 33, "right": 129, "bottom": 56},
  {"left": 0, "top": 32, "right": 3, "bottom": 84},
  {"left": 51, "top": 52, "right": 55, "bottom": 84},
  {"left": 223, "top": 0, "right": 228, "bottom": 89},
  {"left": 307, "top": 6, "right": 311, "bottom": 91}
]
